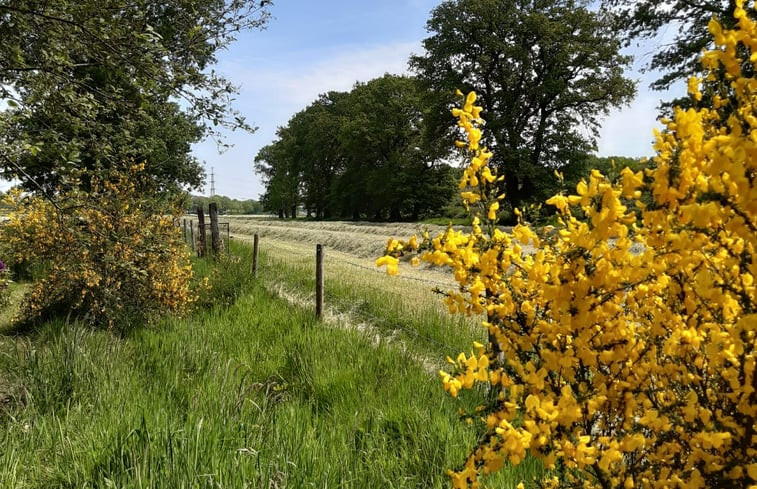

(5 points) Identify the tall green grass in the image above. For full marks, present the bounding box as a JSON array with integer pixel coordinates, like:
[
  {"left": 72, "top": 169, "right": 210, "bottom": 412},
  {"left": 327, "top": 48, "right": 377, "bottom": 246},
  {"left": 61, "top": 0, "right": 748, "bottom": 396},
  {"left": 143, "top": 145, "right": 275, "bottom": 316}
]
[
  {"left": 0, "top": 244, "right": 543, "bottom": 488},
  {"left": 258, "top": 248, "right": 483, "bottom": 363}
]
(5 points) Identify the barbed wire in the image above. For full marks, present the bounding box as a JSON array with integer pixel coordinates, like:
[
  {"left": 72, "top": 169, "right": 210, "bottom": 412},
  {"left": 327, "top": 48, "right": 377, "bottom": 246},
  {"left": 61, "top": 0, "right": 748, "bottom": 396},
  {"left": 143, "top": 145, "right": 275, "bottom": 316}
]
[
  {"left": 180, "top": 224, "right": 481, "bottom": 355},
  {"left": 320, "top": 283, "right": 473, "bottom": 356},
  {"left": 253, "top": 249, "right": 474, "bottom": 356},
  {"left": 336, "top": 258, "right": 457, "bottom": 289}
]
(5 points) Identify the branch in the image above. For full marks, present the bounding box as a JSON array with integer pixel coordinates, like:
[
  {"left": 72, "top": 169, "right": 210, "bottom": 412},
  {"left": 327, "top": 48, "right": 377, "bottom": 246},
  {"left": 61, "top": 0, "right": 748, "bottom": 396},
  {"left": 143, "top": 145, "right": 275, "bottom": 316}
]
[{"left": 0, "top": 153, "right": 62, "bottom": 213}]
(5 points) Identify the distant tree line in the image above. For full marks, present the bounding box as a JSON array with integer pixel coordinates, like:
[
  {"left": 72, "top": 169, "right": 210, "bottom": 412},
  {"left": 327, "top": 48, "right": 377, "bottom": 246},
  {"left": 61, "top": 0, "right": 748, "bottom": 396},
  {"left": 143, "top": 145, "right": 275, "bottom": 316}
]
[
  {"left": 254, "top": 0, "right": 644, "bottom": 222},
  {"left": 254, "top": 75, "right": 456, "bottom": 221},
  {"left": 186, "top": 194, "right": 264, "bottom": 215}
]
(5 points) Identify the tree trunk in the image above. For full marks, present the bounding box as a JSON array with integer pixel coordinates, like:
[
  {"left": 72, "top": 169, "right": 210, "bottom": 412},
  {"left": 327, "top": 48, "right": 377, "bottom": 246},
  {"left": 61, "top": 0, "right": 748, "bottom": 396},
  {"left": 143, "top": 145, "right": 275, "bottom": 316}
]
[{"left": 390, "top": 205, "right": 401, "bottom": 222}]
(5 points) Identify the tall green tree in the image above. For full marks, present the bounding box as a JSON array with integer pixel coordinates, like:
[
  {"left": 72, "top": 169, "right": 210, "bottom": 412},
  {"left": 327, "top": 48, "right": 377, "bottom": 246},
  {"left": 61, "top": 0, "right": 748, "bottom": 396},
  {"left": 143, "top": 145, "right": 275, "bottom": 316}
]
[
  {"left": 601, "top": 0, "right": 742, "bottom": 91},
  {"left": 254, "top": 134, "right": 301, "bottom": 219},
  {"left": 0, "top": 0, "right": 271, "bottom": 194},
  {"left": 334, "top": 74, "right": 453, "bottom": 221},
  {"left": 286, "top": 91, "right": 350, "bottom": 219},
  {"left": 254, "top": 75, "right": 456, "bottom": 221},
  {"left": 411, "top": 0, "right": 635, "bottom": 213}
]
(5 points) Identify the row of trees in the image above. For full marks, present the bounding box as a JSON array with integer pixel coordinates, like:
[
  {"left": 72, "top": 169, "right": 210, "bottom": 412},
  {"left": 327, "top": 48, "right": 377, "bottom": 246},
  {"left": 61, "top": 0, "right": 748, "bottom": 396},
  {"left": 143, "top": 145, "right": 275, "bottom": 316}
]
[
  {"left": 185, "top": 194, "right": 264, "bottom": 215},
  {"left": 254, "top": 0, "right": 637, "bottom": 220},
  {"left": 256, "top": 0, "right": 751, "bottom": 222},
  {"left": 0, "top": 0, "right": 746, "bottom": 212},
  {"left": 254, "top": 75, "right": 456, "bottom": 221}
]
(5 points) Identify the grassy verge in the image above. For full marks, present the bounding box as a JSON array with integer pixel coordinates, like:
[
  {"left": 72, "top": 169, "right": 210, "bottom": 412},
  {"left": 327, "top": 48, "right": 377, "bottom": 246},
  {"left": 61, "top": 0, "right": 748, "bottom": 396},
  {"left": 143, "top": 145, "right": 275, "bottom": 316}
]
[
  {"left": 258, "top": 249, "right": 481, "bottom": 363},
  {"left": 0, "top": 282, "right": 28, "bottom": 328},
  {"left": 0, "top": 245, "right": 543, "bottom": 488}
]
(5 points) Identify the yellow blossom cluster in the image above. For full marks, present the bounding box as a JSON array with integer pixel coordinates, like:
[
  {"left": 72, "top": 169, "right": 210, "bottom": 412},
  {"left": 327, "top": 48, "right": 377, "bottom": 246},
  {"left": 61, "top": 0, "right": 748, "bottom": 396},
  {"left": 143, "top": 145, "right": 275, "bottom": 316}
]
[
  {"left": 0, "top": 164, "right": 195, "bottom": 329},
  {"left": 377, "top": 2, "right": 756, "bottom": 487}
]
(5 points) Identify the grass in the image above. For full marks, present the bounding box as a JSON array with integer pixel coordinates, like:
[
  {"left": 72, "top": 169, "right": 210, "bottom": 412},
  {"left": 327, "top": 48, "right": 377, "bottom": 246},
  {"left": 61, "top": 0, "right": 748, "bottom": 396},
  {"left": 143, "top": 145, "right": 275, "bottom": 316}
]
[
  {"left": 0, "top": 242, "right": 543, "bottom": 488},
  {"left": 194, "top": 216, "right": 488, "bottom": 360},
  {"left": 258, "top": 248, "right": 480, "bottom": 363},
  {"left": 419, "top": 216, "right": 471, "bottom": 227},
  {"left": 0, "top": 282, "right": 28, "bottom": 326}
]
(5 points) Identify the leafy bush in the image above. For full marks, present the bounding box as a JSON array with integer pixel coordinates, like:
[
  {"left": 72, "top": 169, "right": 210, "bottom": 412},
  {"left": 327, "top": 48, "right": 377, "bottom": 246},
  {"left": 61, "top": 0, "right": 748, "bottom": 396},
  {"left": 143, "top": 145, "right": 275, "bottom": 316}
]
[
  {"left": 379, "top": 5, "right": 755, "bottom": 488},
  {"left": 1, "top": 165, "right": 194, "bottom": 330}
]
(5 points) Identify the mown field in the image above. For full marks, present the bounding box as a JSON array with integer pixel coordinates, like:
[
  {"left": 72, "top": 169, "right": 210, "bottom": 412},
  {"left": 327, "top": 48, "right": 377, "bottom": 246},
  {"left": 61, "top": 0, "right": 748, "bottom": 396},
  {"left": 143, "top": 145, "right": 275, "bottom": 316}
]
[{"left": 0, "top": 223, "right": 544, "bottom": 488}]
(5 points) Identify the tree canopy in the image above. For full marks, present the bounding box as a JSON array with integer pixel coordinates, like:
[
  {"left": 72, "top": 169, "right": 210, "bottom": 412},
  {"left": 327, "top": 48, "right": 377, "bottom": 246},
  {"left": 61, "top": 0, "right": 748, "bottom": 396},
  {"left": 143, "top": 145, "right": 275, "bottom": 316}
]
[
  {"left": 0, "top": 0, "right": 271, "bottom": 194},
  {"left": 601, "top": 0, "right": 743, "bottom": 91},
  {"left": 187, "top": 194, "right": 264, "bottom": 215},
  {"left": 410, "top": 0, "right": 636, "bottom": 214},
  {"left": 255, "top": 75, "right": 456, "bottom": 221}
]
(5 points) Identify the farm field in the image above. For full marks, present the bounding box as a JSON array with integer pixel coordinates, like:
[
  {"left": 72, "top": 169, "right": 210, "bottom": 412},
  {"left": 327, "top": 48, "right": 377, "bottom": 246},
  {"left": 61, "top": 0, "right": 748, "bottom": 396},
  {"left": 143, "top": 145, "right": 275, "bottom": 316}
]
[{"left": 0, "top": 231, "right": 542, "bottom": 488}]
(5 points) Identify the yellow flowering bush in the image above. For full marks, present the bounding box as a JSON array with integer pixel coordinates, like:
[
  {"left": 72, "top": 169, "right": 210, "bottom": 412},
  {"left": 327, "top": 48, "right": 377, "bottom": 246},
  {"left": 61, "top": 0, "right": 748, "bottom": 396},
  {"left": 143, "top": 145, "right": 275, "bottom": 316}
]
[
  {"left": 1, "top": 165, "right": 194, "bottom": 330},
  {"left": 378, "top": 3, "right": 756, "bottom": 488}
]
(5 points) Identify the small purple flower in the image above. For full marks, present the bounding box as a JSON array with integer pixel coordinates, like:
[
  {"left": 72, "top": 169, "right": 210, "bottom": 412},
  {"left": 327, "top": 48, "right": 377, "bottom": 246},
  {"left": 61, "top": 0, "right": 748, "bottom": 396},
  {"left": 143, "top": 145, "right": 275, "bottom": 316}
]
[{"left": 0, "top": 260, "right": 5, "bottom": 272}]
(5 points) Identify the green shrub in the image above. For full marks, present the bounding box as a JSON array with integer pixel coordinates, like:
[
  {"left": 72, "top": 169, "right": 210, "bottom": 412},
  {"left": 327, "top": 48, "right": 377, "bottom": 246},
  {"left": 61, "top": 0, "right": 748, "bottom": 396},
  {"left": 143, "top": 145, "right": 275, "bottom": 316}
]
[{"left": 0, "top": 165, "right": 194, "bottom": 331}]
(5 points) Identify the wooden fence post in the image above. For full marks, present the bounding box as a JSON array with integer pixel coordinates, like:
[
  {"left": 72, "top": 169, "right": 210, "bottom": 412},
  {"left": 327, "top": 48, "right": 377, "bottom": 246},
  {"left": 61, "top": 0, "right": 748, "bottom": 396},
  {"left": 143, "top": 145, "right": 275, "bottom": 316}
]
[
  {"left": 209, "top": 202, "right": 220, "bottom": 256},
  {"left": 316, "top": 244, "right": 324, "bottom": 318},
  {"left": 252, "top": 233, "right": 259, "bottom": 278},
  {"left": 196, "top": 207, "right": 206, "bottom": 258},
  {"left": 190, "top": 220, "right": 195, "bottom": 252}
]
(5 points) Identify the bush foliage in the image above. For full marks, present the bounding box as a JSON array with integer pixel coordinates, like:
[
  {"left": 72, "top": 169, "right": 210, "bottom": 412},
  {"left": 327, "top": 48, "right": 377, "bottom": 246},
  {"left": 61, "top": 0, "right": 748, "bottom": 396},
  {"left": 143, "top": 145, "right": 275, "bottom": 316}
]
[
  {"left": 1, "top": 165, "right": 194, "bottom": 330},
  {"left": 379, "top": 4, "right": 756, "bottom": 488}
]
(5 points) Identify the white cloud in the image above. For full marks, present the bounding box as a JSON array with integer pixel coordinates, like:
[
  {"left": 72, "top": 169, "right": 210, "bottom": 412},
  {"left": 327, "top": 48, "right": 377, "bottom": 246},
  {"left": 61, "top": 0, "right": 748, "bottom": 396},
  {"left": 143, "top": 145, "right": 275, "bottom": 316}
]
[
  {"left": 193, "top": 41, "right": 422, "bottom": 200},
  {"left": 597, "top": 80, "right": 684, "bottom": 158},
  {"left": 227, "top": 40, "right": 419, "bottom": 109}
]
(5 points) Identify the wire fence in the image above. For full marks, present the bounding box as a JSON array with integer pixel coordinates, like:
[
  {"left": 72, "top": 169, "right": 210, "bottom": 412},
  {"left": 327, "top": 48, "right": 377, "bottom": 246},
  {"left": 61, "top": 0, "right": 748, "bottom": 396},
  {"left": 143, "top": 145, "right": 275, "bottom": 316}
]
[
  {"left": 179, "top": 218, "right": 230, "bottom": 254},
  {"left": 242, "top": 232, "right": 479, "bottom": 357},
  {"left": 180, "top": 215, "right": 478, "bottom": 356},
  {"left": 335, "top": 258, "right": 457, "bottom": 290}
]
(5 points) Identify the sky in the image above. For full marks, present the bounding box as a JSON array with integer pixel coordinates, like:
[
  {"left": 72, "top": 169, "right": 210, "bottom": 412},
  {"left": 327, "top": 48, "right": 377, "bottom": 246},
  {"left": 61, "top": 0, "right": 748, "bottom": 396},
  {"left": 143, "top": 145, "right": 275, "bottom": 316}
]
[{"left": 1, "top": 1, "right": 684, "bottom": 199}]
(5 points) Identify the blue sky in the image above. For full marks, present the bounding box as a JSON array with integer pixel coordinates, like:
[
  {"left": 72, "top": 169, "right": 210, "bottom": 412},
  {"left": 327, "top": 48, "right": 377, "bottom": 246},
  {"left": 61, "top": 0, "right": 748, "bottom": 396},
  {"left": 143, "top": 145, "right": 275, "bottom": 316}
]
[
  {"left": 193, "top": 0, "right": 683, "bottom": 200},
  {"left": 1, "top": 1, "right": 683, "bottom": 199},
  {"left": 193, "top": 0, "right": 445, "bottom": 199}
]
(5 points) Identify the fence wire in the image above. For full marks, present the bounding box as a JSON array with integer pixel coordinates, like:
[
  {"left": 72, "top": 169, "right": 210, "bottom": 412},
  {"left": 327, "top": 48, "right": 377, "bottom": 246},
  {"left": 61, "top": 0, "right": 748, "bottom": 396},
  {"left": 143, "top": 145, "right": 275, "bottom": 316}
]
[
  {"left": 258, "top": 245, "right": 480, "bottom": 356},
  {"left": 336, "top": 257, "right": 458, "bottom": 290},
  {"left": 179, "top": 218, "right": 483, "bottom": 356}
]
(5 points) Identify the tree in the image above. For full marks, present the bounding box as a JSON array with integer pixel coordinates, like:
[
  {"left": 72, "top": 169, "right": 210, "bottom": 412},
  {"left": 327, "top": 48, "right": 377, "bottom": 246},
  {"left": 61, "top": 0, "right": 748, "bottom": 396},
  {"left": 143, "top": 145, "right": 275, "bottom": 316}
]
[
  {"left": 0, "top": 0, "right": 271, "bottom": 194},
  {"left": 255, "top": 75, "right": 456, "bottom": 221},
  {"left": 254, "top": 135, "right": 301, "bottom": 219},
  {"left": 601, "top": 0, "right": 742, "bottom": 91},
  {"left": 286, "top": 91, "right": 350, "bottom": 219},
  {"left": 411, "top": 0, "right": 636, "bottom": 214},
  {"left": 187, "top": 194, "right": 263, "bottom": 215},
  {"left": 333, "top": 74, "right": 453, "bottom": 221}
]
